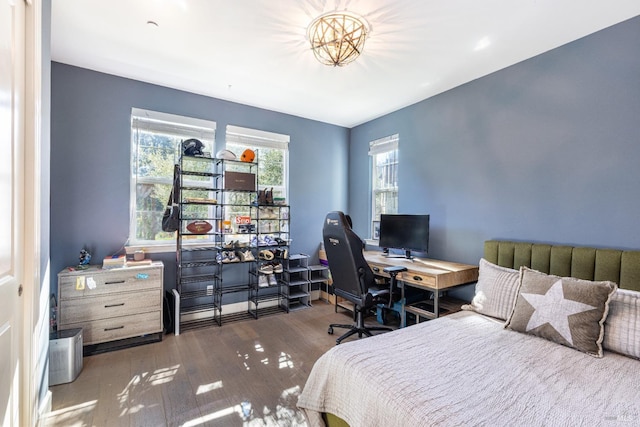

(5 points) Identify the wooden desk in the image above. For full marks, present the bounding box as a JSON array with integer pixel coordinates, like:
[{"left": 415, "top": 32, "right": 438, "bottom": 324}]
[{"left": 363, "top": 251, "right": 478, "bottom": 326}]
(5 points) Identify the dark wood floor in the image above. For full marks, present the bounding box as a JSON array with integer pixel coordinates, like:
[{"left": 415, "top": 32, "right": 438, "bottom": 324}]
[{"left": 41, "top": 301, "right": 390, "bottom": 427}]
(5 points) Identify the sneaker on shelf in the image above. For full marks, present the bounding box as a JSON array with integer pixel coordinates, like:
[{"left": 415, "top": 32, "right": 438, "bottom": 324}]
[
  {"left": 258, "top": 249, "right": 274, "bottom": 261},
  {"left": 258, "top": 274, "right": 269, "bottom": 287},
  {"left": 274, "top": 248, "right": 288, "bottom": 259},
  {"left": 222, "top": 240, "right": 235, "bottom": 250},
  {"left": 221, "top": 251, "right": 232, "bottom": 263},
  {"left": 238, "top": 250, "right": 255, "bottom": 262},
  {"left": 268, "top": 274, "right": 277, "bottom": 286},
  {"left": 250, "top": 236, "right": 268, "bottom": 247},
  {"left": 258, "top": 263, "right": 273, "bottom": 274},
  {"left": 226, "top": 251, "right": 240, "bottom": 263},
  {"left": 272, "top": 262, "right": 283, "bottom": 273},
  {"left": 263, "top": 235, "right": 278, "bottom": 246},
  {"left": 275, "top": 237, "right": 288, "bottom": 246}
]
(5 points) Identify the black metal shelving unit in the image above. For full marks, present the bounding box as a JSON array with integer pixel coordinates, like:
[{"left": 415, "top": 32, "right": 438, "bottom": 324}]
[{"left": 173, "top": 153, "right": 292, "bottom": 332}]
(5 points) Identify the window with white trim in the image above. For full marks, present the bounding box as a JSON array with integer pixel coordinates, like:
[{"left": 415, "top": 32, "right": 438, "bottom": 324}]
[
  {"left": 130, "top": 108, "right": 216, "bottom": 246},
  {"left": 225, "top": 125, "right": 289, "bottom": 207},
  {"left": 369, "top": 134, "right": 399, "bottom": 239}
]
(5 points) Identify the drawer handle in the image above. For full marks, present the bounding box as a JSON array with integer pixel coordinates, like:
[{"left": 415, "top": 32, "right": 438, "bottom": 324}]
[
  {"left": 372, "top": 267, "right": 380, "bottom": 273},
  {"left": 413, "top": 275, "right": 422, "bottom": 281},
  {"left": 104, "top": 303, "right": 125, "bottom": 308},
  {"left": 104, "top": 326, "right": 124, "bottom": 331},
  {"left": 105, "top": 280, "right": 126, "bottom": 285}
]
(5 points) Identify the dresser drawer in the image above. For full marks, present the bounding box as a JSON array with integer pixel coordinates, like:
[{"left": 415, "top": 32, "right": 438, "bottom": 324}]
[
  {"left": 58, "top": 289, "right": 161, "bottom": 324},
  {"left": 59, "top": 266, "right": 162, "bottom": 300},
  {"left": 62, "top": 311, "right": 162, "bottom": 346},
  {"left": 400, "top": 271, "right": 436, "bottom": 287},
  {"left": 370, "top": 262, "right": 437, "bottom": 288}
]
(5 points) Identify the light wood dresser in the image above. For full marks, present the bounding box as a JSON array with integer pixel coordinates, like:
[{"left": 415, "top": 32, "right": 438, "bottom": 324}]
[{"left": 57, "top": 262, "right": 164, "bottom": 353}]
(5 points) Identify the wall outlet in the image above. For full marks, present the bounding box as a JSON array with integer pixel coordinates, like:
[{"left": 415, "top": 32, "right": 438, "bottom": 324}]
[{"left": 206, "top": 285, "right": 213, "bottom": 295}]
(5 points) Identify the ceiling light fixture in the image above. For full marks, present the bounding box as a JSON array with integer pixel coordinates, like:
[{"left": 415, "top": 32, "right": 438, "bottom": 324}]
[{"left": 307, "top": 11, "right": 369, "bottom": 67}]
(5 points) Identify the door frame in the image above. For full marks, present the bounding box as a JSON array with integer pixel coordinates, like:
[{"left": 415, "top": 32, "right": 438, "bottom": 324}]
[
  {"left": 23, "top": 0, "right": 44, "bottom": 424},
  {"left": 2, "top": 0, "right": 45, "bottom": 424}
]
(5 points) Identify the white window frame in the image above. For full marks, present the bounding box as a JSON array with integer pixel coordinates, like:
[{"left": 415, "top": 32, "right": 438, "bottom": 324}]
[
  {"left": 369, "top": 134, "right": 399, "bottom": 240},
  {"left": 225, "top": 125, "right": 289, "bottom": 201},
  {"left": 129, "top": 108, "right": 216, "bottom": 252}
]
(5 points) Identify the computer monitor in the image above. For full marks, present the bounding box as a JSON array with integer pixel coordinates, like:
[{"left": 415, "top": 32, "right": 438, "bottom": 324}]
[{"left": 378, "top": 214, "right": 429, "bottom": 259}]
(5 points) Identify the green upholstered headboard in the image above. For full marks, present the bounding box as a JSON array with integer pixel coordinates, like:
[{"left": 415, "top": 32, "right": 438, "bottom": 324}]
[{"left": 484, "top": 240, "right": 640, "bottom": 292}]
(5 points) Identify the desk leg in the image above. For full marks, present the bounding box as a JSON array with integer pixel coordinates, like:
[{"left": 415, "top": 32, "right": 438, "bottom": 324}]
[{"left": 434, "top": 291, "right": 439, "bottom": 318}]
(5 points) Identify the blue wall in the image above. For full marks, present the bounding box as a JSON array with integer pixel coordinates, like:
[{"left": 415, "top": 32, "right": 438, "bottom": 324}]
[
  {"left": 50, "top": 64, "right": 349, "bottom": 293},
  {"left": 350, "top": 16, "right": 640, "bottom": 279}
]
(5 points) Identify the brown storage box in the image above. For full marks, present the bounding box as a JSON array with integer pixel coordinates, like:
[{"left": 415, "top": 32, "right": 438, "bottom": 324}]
[{"left": 224, "top": 172, "right": 256, "bottom": 191}]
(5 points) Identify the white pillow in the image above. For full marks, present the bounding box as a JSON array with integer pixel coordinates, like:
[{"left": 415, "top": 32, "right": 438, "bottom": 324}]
[
  {"left": 462, "top": 258, "right": 520, "bottom": 320},
  {"left": 603, "top": 288, "right": 640, "bottom": 359}
]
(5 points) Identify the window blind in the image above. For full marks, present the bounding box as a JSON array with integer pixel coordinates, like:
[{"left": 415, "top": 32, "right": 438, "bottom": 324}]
[
  {"left": 368, "top": 134, "right": 399, "bottom": 156},
  {"left": 132, "top": 108, "right": 216, "bottom": 140},
  {"left": 226, "top": 124, "right": 289, "bottom": 150}
]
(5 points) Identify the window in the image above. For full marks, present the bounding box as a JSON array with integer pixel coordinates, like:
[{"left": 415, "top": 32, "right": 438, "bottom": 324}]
[
  {"left": 130, "top": 108, "right": 216, "bottom": 246},
  {"left": 225, "top": 125, "right": 289, "bottom": 210},
  {"left": 369, "top": 134, "right": 399, "bottom": 239}
]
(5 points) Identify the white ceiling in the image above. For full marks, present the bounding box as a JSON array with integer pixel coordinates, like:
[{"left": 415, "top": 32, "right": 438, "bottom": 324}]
[{"left": 51, "top": 1, "right": 640, "bottom": 128}]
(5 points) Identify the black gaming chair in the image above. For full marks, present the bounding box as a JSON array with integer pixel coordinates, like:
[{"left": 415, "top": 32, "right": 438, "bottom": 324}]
[{"left": 323, "top": 211, "right": 405, "bottom": 344}]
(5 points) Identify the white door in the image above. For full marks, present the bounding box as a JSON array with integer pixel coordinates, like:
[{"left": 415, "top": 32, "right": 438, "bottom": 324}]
[{"left": 0, "top": 0, "right": 26, "bottom": 425}]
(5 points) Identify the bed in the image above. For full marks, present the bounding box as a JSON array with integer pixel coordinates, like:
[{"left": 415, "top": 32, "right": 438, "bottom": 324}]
[{"left": 297, "top": 240, "right": 640, "bottom": 426}]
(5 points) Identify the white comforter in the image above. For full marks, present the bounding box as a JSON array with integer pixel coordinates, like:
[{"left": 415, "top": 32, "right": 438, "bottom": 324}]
[{"left": 297, "top": 311, "right": 640, "bottom": 427}]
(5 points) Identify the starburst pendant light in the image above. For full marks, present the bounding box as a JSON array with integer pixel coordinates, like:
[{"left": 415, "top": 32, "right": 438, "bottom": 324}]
[{"left": 307, "top": 11, "right": 369, "bottom": 67}]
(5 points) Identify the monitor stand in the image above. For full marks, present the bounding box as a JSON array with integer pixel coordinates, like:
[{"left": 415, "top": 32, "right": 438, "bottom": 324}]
[{"left": 384, "top": 250, "right": 414, "bottom": 260}]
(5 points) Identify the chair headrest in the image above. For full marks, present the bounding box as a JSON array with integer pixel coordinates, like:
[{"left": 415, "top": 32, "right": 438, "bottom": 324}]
[{"left": 324, "top": 211, "right": 348, "bottom": 230}]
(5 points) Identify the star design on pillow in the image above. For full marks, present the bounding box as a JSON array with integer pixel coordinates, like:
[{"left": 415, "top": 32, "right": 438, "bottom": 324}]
[{"left": 520, "top": 279, "right": 596, "bottom": 345}]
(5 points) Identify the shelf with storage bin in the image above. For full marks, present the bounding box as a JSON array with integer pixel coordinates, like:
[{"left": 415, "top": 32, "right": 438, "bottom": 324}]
[
  {"left": 247, "top": 199, "right": 290, "bottom": 318},
  {"left": 175, "top": 154, "right": 222, "bottom": 333},
  {"left": 308, "top": 264, "right": 330, "bottom": 300},
  {"left": 174, "top": 152, "right": 297, "bottom": 329},
  {"left": 281, "top": 254, "right": 312, "bottom": 312},
  {"left": 213, "top": 158, "right": 265, "bottom": 324},
  {"left": 175, "top": 155, "right": 262, "bottom": 330},
  {"left": 249, "top": 248, "right": 287, "bottom": 318},
  {"left": 288, "top": 299, "right": 312, "bottom": 312}
]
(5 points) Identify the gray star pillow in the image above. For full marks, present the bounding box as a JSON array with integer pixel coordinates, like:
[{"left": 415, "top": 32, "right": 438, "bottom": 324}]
[{"left": 505, "top": 267, "right": 617, "bottom": 357}]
